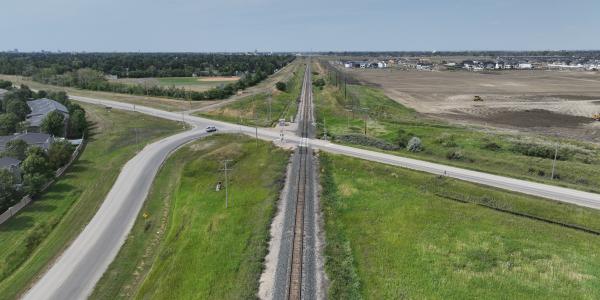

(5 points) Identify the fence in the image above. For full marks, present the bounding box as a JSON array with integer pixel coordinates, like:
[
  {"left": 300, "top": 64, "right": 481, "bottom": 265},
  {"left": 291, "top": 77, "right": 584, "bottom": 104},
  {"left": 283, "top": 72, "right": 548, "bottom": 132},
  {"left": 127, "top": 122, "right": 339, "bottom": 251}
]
[{"left": 0, "top": 137, "right": 87, "bottom": 226}]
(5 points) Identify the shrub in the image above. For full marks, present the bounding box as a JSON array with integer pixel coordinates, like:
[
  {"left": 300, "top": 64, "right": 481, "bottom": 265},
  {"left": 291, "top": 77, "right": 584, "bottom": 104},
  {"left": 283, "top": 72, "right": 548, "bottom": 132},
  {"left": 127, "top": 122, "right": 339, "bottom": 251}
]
[
  {"left": 510, "top": 142, "right": 567, "bottom": 160},
  {"left": 397, "top": 129, "right": 413, "bottom": 148},
  {"left": 275, "top": 81, "right": 287, "bottom": 92},
  {"left": 446, "top": 149, "right": 464, "bottom": 160},
  {"left": 482, "top": 141, "right": 502, "bottom": 151},
  {"left": 313, "top": 78, "right": 326, "bottom": 89},
  {"left": 435, "top": 133, "right": 457, "bottom": 147},
  {"left": 407, "top": 137, "right": 423, "bottom": 152},
  {"left": 335, "top": 134, "right": 400, "bottom": 151}
]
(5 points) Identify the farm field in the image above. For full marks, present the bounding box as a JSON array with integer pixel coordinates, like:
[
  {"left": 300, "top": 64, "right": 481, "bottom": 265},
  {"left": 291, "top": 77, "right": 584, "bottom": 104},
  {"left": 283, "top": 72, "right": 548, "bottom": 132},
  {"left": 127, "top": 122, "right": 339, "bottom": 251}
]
[
  {"left": 110, "top": 76, "right": 239, "bottom": 92},
  {"left": 311, "top": 66, "right": 600, "bottom": 193},
  {"left": 321, "top": 153, "right": 600, "bottom": 299},
  {"left": 91, "top": 135, "right": 290, "bottom": 299},
  {"left": 346, "top": 68, "right": 600, "bottom": 142},
  {"left": 0, "top": 103, "right": 183, "bottom": 300},
  {"left": 197, "top": 63, "right": 305, "bottom": 126}
]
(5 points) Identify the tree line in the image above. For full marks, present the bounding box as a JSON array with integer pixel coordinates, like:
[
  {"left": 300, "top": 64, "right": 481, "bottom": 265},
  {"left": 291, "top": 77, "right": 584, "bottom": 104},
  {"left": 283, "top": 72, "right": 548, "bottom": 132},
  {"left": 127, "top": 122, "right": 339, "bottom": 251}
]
[{"left": 0, "top": 53, "right": 294, "bottom": 100}]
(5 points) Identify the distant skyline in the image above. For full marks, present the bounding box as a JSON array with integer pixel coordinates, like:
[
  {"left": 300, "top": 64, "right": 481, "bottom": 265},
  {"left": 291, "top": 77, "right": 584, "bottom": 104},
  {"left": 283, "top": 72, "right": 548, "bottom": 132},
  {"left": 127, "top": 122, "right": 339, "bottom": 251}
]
[{"left": 2, "top": 0, "right": 599, "bottom": 52}]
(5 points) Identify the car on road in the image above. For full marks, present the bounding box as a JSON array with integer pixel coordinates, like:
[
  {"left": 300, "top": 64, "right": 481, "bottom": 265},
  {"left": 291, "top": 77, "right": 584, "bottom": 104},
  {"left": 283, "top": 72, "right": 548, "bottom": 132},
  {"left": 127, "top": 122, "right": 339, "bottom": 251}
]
[{"left": 205, "top": 126, "right": 217, "bottom": 132}]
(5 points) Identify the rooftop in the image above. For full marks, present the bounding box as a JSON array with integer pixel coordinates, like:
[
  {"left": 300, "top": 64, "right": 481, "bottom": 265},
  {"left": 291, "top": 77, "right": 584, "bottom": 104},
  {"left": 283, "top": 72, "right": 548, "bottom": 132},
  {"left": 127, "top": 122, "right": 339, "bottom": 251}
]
[
  {"left": 0, "top": 133, "right": 53, "bottom": 152},
  {"left": 26, "top": 98, "right": 69, "bottom": 127},
  {"left": 0, "top": 157, "right": 21, "bottom": 169}
]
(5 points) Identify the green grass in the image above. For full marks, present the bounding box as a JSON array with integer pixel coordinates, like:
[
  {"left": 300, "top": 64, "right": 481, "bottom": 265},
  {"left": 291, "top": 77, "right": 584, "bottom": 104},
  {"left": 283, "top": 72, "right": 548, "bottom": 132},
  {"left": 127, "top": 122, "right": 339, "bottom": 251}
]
[
  {"left": 321, "top": 153, "right": 600, "bottom": 299},
  {"left": 312, "top": 73, "right": 600, "bottom": 193},
  {"left": 198, "top": 64, "right": 305, "bottom": 127},
  {"left": 91, "top": 134, "right": 290, "bottom": 299},
  {"left": 0, "top": 103, "right": 183, "bottom": 300}
]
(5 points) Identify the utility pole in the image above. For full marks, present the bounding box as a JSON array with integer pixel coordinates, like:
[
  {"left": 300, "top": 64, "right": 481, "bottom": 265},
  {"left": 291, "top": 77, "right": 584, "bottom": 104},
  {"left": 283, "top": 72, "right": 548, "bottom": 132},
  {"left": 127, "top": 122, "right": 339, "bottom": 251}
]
[
  {"left": 551, "top": 143, "right": 559, "bottom": 180},
  {"left": 362, "top": 107, "right": 369, "bottom": 135},
  {"left": 322, "top": 113, "right": 328, "bottom": 141},
  {"left": 253, "top": 110, "right": 259, "bottom": 148},
  {"left": 267, "top": 95, "right": 272, "bottom": 123},
  {"left": 220, "top": 160, "right": 233, "bottom": 208},
  {"left": 345, "top": 107, "right": 352, "bottom": 129}
]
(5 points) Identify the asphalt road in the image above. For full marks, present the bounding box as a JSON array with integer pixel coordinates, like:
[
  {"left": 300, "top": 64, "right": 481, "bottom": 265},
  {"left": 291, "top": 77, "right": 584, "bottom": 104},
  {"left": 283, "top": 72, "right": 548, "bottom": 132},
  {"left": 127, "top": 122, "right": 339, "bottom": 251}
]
[{"left": 23, "top": 79, "right": 600, "bottom": 299}]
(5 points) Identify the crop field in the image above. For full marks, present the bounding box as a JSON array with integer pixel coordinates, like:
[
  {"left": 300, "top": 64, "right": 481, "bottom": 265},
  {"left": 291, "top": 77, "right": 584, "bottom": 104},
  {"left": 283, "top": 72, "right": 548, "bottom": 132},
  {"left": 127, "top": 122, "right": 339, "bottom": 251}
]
[
  {"left": 198, "top": 63, "right": 305, "bottom": 126},
  {"left": 311, "top": 65, "right": 600, "bottom": 193},
  {"left": 110, "top": 76, "right": 239, "bottom": 92},
  {"left": 92, "top": 135, "right": 290, "bottom": 299},
  {"left": 346, "top": 68, "right": 600, "bottom": 142},
  {"left": 0, "top": 104, "right": 183, "bottom": 300},
  {"left": 321, "top": 153, "right": 600, "bottom": 299}
]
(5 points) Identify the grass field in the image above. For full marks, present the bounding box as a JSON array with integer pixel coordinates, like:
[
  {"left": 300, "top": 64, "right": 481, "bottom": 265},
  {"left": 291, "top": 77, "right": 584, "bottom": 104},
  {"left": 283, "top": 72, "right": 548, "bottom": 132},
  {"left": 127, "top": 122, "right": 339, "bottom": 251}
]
[
  {"left": 0, "top": 103, "right": 183, "bottom": 300},
  {"left": 311, "top": 67, "right": 600, "bottom": 193},
  {"left": 197, "top": 63, "right": 305, "bottom": 126},
  {"left": 0, "top": 74, "right": 213, "bottom": 111},
  {"left": 321, "top": 153, "right": 600, "bottom": 299},
  {"left": 91, "top": 134, "right": 290, "bottom": 299},
  {"left": 111, "top": 76, "right": 239, "bottom": 93}
]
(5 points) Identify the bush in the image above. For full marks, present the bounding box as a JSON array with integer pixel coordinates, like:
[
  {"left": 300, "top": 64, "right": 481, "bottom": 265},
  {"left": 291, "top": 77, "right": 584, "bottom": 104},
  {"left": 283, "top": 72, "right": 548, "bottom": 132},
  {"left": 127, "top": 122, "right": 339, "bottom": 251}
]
[
  {"left": 397, "top": 129, "right": 413, "bottom": 148},
  {"left": 482, "top": 141, "right": 502, "bottom": 151},
  {"left": 435, "top": 133, "right": 457, "bottom": 147},
  {"left": 335, "top": 134, "right": 400, "bottom": 151},
  {"left": 48, "top": 140, "right": 75, "bottom": 169},
  {"left": 0, "top": 79, "right": 12, "bottom": 89},
  {"left": 446, "top": 149, "right": 464, "bottom": 160},
  {"left": 407, "top": 137, "right": 423, "bottom": 152},
  {"left": 275, "top": 81, "right": 287, "bottom": 92},
  {"left": 313, "top": 78, "right": 326, "bottom": 89},
  {"left": 510, "top": 142, "right": 566, "bottom": 160}
]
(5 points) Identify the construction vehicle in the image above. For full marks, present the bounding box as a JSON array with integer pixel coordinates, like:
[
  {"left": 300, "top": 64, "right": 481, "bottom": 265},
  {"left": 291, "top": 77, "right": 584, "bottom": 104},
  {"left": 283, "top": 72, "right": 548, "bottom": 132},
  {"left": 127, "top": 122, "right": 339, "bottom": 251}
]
[
  {"left": 593, "top": 113, "right": 600, "bottom": 121},
  {"left": 473, "top": 95, "right": 483, "bottom": 102}
]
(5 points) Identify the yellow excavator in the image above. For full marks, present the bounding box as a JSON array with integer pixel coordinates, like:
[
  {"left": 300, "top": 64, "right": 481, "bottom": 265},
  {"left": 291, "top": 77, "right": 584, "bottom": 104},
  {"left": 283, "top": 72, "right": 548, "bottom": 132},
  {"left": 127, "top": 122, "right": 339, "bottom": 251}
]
[{"left": 593, "top": 113, "right": 600, "bottom": 121}]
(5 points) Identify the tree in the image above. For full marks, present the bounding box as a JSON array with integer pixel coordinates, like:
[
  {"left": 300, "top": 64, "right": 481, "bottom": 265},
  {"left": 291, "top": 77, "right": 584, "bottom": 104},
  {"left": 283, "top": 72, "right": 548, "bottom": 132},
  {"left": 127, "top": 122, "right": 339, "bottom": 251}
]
[
  {"left": 4, "top": 139, "right": 28, "bottom": 160},
  {"left": 0, "top": 113, "right": 19, "bottom": 135},
  {"left": 6, "top": 99, "right": 31, "bottom": 121},
  {"left": 48, "top": 140, "right": 74, "bottom": 169},
  {"left": 407, "top": 137, "right": 423, "bottom": 152},
  {"left": 275, "top": 81, "right": 287, "bottom": 92},
  {"left": 0, "top": 169, "right": 18, "bottom": 212},
  {"left": 41, "top": 111, "right": 65, "bottom": 136},
  {"left": 22, "top": 147, "right": 52, "bottom": 195},
  {"left": 68, "top": 109, "right": 87, "bottom": 138},
  {"left": 0, "top": 80, "right": 11, "bottom": 89}
]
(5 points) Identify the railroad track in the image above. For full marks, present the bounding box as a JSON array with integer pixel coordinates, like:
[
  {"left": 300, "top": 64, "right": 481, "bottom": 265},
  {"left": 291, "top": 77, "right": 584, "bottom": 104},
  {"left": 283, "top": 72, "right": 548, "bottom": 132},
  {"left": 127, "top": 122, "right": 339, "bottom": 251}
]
[{"left": 288, "top": 64, "right": 314, "bottom": 300}]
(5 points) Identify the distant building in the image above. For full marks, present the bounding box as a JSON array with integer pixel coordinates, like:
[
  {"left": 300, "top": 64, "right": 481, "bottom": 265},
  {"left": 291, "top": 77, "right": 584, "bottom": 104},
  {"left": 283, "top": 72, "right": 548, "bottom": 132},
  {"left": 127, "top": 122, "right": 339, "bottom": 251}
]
[
  {"left": 517, "top": 63, "right": 533, "bottom": 69},
  {"left": 26, "top": 99, "right": 70, "bottom": 135},
  {"left": 0, "top": 157, "right": 22, "bottom": 183},
  {"left": 0, "top": 133, "right": 54, "bottom": 152},
  {"left": 377, "top": 61, "right": 388, "bottom": 68},
  {"left": 416, "top": 63, "right": 433, "bottom": 71}
]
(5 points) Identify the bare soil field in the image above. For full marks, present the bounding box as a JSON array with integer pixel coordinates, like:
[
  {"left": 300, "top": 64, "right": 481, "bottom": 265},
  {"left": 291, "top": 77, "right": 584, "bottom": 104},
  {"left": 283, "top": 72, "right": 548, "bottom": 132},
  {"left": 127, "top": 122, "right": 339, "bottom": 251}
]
[{"left": 349, "top": 69, "right": 600, "bottom": 141}]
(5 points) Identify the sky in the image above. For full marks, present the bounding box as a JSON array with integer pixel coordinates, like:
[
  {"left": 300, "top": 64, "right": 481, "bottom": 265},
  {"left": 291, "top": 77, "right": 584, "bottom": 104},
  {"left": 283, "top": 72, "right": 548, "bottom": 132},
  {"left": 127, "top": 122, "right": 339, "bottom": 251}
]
[{"left": 1, "top": 0, "right": 599, "bottom": 52}]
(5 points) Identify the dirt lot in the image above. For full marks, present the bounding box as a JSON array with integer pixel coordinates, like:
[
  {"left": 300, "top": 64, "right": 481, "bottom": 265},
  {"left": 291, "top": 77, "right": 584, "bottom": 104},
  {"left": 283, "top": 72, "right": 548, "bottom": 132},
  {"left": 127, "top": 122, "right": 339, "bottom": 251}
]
[{"left": 349, "top": 69, "right": 600, "bottom": 142}]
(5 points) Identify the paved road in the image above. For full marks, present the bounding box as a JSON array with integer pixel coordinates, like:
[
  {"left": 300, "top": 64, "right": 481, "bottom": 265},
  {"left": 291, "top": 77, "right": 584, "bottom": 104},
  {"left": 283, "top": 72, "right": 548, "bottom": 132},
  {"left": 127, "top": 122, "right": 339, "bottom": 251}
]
[
  {"left": 23, "top": 81, "right": 600, "bottom": 299},
  {"left": 22, "top": 127, "right": 214, "bottom": 300}
]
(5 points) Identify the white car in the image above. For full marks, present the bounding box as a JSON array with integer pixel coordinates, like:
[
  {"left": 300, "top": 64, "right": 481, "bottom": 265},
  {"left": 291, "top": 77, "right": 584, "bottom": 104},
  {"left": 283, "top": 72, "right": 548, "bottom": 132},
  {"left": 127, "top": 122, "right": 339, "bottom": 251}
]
[{"left": 205, "top": 126, "right": 217, "bottom": 132}]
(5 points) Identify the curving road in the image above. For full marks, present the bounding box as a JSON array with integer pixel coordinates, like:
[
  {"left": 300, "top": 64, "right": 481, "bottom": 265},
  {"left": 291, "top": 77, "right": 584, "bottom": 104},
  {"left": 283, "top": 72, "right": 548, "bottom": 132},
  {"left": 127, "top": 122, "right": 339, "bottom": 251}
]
[{"left": 23, "top": 81, "right": 600, "bottom": 299}]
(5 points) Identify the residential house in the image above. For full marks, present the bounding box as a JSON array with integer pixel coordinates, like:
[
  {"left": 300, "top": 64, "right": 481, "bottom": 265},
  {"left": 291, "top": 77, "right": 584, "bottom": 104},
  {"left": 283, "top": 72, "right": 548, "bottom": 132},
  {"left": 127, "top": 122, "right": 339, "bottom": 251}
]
[
  {"left": 517, "top": 63, "right": 533, "bottom": 70},
  {"left": 0, "top": 157, "right": 22, "bottom": 183},
  {"left": 0, "top": 133, "right": 54, "bottom": 152},
  {"left": 26, "top": 98, "right": 70, "bottom": 135}
]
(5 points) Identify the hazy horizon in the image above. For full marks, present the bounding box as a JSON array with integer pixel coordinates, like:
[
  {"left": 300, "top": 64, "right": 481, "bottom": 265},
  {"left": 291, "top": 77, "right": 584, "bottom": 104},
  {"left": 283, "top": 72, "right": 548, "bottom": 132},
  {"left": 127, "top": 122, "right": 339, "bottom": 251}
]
[{"left": 2, "top": 0, "right": 600, "bottom": 52}]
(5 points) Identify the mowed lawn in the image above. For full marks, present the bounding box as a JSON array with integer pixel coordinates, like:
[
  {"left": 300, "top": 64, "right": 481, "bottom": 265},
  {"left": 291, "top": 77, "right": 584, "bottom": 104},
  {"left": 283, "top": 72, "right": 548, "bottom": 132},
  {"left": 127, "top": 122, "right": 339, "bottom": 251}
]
[
  {"left": 93, "top": 135, "right": 289, "bottom": 299},
  {"left": 0, "top": 103, "right": 183, "bottom": 300},
  {"left": 321, "top": 153, "right": 600, "bottom": 299}
]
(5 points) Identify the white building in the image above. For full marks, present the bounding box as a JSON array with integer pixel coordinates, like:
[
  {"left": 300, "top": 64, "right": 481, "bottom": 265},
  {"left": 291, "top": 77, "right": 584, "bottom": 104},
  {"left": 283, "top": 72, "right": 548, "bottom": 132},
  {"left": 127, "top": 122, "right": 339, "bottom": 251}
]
[{"left": 517, "top": 63, "right": 533, "bottom": 69}]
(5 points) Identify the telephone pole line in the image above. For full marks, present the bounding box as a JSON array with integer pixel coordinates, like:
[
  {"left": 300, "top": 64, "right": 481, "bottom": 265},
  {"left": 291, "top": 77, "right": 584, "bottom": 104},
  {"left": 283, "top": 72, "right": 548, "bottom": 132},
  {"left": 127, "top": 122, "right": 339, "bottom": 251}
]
[{"left": 220, "top": 160, "right": 233, "bottom": 208}]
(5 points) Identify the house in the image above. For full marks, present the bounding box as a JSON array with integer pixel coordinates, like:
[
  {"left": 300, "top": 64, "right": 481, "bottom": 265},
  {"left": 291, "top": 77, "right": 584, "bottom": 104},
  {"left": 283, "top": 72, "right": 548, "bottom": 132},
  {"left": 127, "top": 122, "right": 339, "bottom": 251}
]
[
  {"left": 517, "top": 63, "right": 533, "bottom": 70},
  {"left": 377, "top": 61, "right": 387, "bottom": 68},
  {"left": 0, "top": 133, "right": 54, "bottom": 152},
  {"left": 416, "top": 63, "right": 433, "bottom": 71},
  {"left": 0, "top": 157, "right": 22, "bottom": 183},
  {"left": 26, "top": 98, "right": 70, "bottom": 135}
]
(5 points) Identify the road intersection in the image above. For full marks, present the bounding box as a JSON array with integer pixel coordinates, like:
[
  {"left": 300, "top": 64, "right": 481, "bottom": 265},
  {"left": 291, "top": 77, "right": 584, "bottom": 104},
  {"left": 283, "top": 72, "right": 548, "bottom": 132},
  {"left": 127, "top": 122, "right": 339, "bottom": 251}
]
[{"left": 22, "top": 71, "right": 600, "bottom": 299}]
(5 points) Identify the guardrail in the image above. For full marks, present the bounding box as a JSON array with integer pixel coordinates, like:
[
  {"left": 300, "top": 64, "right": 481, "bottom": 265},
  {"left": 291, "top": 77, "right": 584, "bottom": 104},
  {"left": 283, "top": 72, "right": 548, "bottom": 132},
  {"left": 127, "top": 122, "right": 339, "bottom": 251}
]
[{"left": 0, "top": 137, "right": 87, "bottom": 226}]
